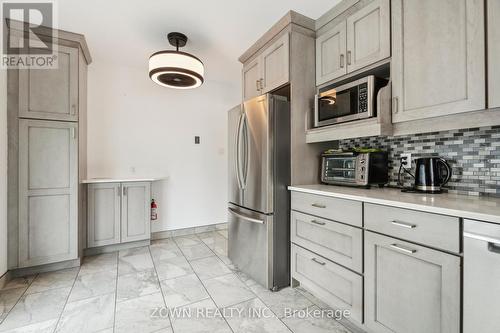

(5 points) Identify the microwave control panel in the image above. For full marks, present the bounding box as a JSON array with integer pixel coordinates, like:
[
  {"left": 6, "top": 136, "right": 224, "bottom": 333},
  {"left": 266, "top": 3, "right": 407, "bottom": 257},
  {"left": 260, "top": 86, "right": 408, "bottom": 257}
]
[{"left": 358, "top": 83, "right": 368, "bottom": 114}]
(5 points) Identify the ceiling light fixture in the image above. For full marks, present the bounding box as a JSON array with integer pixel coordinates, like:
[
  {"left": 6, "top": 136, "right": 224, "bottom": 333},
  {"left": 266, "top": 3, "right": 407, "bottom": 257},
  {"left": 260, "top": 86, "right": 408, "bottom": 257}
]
[{"left": 149, "top": 32, "right": 204, "bottom": 89}]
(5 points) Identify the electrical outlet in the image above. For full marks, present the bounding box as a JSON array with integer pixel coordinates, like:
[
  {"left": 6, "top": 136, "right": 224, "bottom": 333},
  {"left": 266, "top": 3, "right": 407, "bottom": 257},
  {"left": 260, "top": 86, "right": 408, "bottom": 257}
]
[{"left": 400, "top": 153, "right": 412, "bottom": 169}]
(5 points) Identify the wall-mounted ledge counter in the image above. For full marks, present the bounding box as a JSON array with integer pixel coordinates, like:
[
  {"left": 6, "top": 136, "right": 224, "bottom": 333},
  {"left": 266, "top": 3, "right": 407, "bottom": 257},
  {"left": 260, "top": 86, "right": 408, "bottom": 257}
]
[
  {"left": 81, "top": 177, "right": 168, "bottom": 184},
  {"left": 288, "top": 184, "right": 500, "bottom": 224}
]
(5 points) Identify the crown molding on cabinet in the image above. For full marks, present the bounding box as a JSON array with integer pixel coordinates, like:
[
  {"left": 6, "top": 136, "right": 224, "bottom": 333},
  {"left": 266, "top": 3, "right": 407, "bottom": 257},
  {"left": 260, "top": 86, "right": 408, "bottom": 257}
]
[
  {"left": 6, "top": 18, "right": 92, "bottom": 64},
  {"left": 238, "top": 10, "right": 315, "bottom": 64}
]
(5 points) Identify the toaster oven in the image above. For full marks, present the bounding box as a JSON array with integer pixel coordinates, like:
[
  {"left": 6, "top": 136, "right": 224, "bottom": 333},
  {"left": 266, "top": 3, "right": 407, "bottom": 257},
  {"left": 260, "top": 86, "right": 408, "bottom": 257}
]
[{"left": 321, "top": 151, "right": 388, "bottom": 187}]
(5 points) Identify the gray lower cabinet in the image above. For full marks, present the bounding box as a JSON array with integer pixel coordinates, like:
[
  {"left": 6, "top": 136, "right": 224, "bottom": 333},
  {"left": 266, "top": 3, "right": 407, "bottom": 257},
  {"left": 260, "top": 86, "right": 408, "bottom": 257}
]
[
  {"left": 87, "top": 182, "right": 150, "bottom": 248},
  {"left": 18, "top": 119, "right": 78, "bottom": 267},
  {"left": 18, "top": 44, "right": 79, "bottom": 122},
  {"left": 87, "top": 183, "right": 121, "bottom": 247},
  {"left": 364, "top": 231, "right": 460, "bottom": 333},
  {"left": 291, "top": 244, "right": 363, "bottom": 324},
  {"left": 291, "top": 211, "right": 362, "bottom": 273},
  {"left": 121, "top": 182, "right": 151, "bottom": 243}
]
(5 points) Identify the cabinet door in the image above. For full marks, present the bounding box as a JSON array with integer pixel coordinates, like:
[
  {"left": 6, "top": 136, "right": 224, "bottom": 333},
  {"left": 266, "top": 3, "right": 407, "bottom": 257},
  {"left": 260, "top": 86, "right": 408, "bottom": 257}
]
[
  {"left": 260, "top": 33, "right": 289, "bottom": 94},
  {"left": 488, "top": 0, "right": 500, "bottom": 108},
  {"left": 18, "top": 119, "right": 78, "bottom": 267},
  {"left": 121, "top": 182, "right": 151, "bottom": 243},
  {"left": 316, "top": 21, "right": 347, "bottom": 85},
  {"left": 364, "top": 232, "right": 460, "bottom": 333},
  {"left": 242, "top": 57, "right": 261, "bottom": 101},
  {"left": 346, "top": 0, "right": 390, "bottom": 73},
  {"left": 18, "top": 45, "right": 79, "bottom": 121},
  {"left": 392, "top": 0, "right": 485, "bottom": 123},
  {"left": 87, "top": 183, "right": 121, "bottom": 248}
]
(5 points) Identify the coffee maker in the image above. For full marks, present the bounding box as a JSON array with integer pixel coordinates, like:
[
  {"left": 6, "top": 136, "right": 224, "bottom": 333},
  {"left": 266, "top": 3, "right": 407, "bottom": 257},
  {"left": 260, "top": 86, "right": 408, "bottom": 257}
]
[{"left": 400, "top": 157, "right": 452, "bottom": 193}]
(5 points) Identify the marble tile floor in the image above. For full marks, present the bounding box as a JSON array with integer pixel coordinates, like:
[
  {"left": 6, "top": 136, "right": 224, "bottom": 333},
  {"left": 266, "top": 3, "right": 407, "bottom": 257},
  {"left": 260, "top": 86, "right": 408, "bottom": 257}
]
[{"left": 0, "top": 229, "right": 356, "bottom": 333}]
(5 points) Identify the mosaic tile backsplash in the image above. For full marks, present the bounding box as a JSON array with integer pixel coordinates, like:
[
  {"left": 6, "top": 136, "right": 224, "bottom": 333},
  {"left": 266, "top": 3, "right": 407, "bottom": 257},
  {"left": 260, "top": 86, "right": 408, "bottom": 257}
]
[{"left": 337, "top": 126, "right": 500, "bottom": 196}]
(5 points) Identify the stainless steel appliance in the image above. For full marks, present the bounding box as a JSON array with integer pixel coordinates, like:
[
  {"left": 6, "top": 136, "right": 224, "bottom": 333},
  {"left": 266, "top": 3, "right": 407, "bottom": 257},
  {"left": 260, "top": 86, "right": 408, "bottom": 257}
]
[
  {"left": 414, "top": 157, "right": 452, "bottom": 193},
  {"left": 321, "top": 151, "right": 388, "bottom": 187},
  {"left": 400, "top": 157, "right": 452, "bottom": 193},
  {"left": 228, "top": 94, "right": 290, "bottom": 291},
  {"left": 464, "top": 220, "right": 500, "bottom": 332},
  {"left": 314, "top": 75, "right": 388, "bottom": 127}
]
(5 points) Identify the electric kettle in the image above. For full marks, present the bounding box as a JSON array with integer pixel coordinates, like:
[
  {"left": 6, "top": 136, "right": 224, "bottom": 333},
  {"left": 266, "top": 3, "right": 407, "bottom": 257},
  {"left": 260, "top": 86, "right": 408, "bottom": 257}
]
[{"left": 413, "top": 157, "right": 452, "bottom": 193}]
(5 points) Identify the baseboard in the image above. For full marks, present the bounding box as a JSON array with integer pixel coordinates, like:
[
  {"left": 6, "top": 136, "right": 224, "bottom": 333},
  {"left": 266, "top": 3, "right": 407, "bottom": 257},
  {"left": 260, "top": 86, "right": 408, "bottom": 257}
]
[
  {"left": 151, "top": 222, "right": 228, "bottom": 240},
  {"left": 83, "top": 239, "right": 150, "bottom": 256},
  {"left": 0, "top": 270, "right": 13, "bottom": 289},
  {"left": 10, "top": 258, "right": 81, "bottom": 278}
]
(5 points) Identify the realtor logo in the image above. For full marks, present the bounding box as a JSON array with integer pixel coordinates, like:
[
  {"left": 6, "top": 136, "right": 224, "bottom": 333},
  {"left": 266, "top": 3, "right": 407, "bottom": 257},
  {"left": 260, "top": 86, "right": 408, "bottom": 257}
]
[{"left": 1, "top": 0, "right": 58, "bottom": 68}]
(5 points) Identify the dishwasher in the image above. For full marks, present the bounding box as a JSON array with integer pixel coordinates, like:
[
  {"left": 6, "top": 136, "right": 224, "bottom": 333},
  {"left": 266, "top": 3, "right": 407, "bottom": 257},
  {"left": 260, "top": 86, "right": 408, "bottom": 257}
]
[{"left": 463, "top": 219, "right": 500, "bottom": 333}]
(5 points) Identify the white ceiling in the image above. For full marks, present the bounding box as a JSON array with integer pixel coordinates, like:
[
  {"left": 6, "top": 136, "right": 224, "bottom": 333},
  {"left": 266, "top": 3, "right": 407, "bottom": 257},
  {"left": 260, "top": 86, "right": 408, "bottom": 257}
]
[{"left": 57, "top": 0, "right": 341, "bottom": 84}]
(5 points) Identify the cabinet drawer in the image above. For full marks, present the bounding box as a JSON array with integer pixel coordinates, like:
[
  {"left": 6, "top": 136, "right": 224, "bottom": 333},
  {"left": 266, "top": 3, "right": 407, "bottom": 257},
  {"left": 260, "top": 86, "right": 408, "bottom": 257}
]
[
  {"left": 291, "top": 244, "right": 363, "bottom": 324},
  {"left": 291, "top": 211, "right": 362, "bottom": 273},
  {"left": 291, "top": 191, "right": 362, "bottom": 227},
  {"left": 364, "top": 231, "right": 460, "bottom": 333},
  {"left": 365, "top": 204, "right": 460, "bottom": 253}
]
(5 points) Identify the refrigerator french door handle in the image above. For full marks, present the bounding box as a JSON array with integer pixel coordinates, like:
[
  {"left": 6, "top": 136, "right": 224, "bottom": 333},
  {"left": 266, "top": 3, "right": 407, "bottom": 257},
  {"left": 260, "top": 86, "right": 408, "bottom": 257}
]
[
  {"left": 242, "top": 112, "right": 249, "bottom": 188},
  {"left": 228, "top": 207, "right": 265, "bottom": 224},
  {"left": 235, "top": 112, "right": 244, "bottom": 190}
]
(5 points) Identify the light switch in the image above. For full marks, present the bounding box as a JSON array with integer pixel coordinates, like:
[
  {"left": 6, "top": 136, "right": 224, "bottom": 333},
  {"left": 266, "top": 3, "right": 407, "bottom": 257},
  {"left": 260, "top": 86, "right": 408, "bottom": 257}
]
[{"left": 195, "top": 136, "right": 200, "bottom": 144}]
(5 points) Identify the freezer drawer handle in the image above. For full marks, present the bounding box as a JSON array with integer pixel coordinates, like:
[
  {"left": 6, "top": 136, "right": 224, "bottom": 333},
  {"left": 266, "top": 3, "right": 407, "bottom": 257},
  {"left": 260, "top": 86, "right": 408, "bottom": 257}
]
[
  {"left": 391, "top": 220, "right": 417, "bottom": 229},
  {"left": 311, "top": 258, "right": 326, "bottom": 266},
  {"left": 311, "top": 220, "right": 326, "bottom": 226},
  {"left": 311, "top": 203, "right": 326, "bottom": 209},
  {"left": 228, "top": 208, "right": 265, "bottom": 224},
  {"left": 390, "top": 244, "right": 417, "bottom": 254}
]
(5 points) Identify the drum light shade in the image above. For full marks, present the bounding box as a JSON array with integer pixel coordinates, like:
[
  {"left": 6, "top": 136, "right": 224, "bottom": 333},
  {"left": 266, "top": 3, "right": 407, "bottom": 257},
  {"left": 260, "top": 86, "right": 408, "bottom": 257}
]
[{"left": 149, "top": 33, "right": 204, "bottom": 89}]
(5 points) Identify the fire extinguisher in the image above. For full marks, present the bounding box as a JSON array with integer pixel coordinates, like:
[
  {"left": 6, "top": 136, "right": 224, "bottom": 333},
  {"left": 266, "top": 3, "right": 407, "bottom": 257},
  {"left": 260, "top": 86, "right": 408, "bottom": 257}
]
[{"left": 151, "top": 199, "right": 158, "bottom": 221}]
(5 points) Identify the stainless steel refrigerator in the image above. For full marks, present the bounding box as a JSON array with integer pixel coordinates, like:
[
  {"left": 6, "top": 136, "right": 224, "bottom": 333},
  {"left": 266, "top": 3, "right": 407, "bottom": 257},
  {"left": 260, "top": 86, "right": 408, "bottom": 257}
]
[{"left": 227, "top": 94, "right": 290, "bottom": 291}]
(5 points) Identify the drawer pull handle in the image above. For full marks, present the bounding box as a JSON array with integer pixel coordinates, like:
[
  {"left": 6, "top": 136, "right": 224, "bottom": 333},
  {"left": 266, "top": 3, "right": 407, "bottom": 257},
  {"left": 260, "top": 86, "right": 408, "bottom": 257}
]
[
  {"left": 390, "top": 244, "right": 417, "bottom": 254},
  {"left": 311, "top": 220, "right": 326, "bottom": 226},
  {"left": 391, "top": 220, "right": 417, "bottom": 229},
  {"left": 311, "top": 203, "right": 326, "bottom": 209},
  {"left": 311, "top": 258, "right": 326, "bottom": 266}
]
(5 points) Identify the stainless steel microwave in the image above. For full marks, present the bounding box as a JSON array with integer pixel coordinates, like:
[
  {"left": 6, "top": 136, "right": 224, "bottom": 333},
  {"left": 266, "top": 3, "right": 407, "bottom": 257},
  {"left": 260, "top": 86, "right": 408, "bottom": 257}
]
[
  {"left": 321, "top": 151, "right": 388, "bottom": 187},
  {"left": 314, "top": 75, "right": 388, "bottom": 127}
]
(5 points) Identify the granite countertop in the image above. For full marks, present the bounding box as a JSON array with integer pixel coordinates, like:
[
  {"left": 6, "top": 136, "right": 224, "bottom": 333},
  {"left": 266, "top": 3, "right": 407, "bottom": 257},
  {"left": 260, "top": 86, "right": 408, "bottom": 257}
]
[
  {"left": 81, "top": 177, "right": 168, "bottom": 184},
  {"left": 288, "top": 184, "right": 500, "bottom": 224}
]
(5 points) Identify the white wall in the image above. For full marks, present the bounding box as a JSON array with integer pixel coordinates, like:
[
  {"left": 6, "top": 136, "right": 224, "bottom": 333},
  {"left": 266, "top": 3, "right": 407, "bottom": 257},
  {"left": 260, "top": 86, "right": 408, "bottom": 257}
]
[
  {"left": 87, "top": 61, "right": 240, "bottom": 232},
  {"left": 0, "top": 69, "right": 7, "bottom": 276}
]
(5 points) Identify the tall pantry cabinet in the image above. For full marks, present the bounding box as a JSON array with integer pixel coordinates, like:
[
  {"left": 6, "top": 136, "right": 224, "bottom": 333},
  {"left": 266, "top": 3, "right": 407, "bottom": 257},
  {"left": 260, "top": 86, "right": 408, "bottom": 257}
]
[{"left": 7, "top": 23, "right": 92, "bottom": 271}]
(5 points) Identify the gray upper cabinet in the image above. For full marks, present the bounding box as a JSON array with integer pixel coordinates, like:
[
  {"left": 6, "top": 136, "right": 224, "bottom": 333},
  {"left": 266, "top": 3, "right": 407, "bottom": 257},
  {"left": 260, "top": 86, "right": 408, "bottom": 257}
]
[
  {"left": 345, "top": 0, "right": 390, "bottom": 73},
  {"left": 18, "top": 44, "right": 79, "bottom": 122},
  {"left": 242, "top": 56, "right": 261, "bottom": 101},
  {"left": 488, "top": 0, "right": 500, "bottom": 108},
  {"left": 315, "top": 21, "right": 347, "bottom": 85},
  {"left": 315, "top": 0, "right": 390, "bottom": 85},
  {"left": 87, "top": 183, "right": 121, "bottom": 248},
  {"left": 18, "top": 119, "right": 78, "bottom": 267},
  {"left": 364, "top": 231, "right": 460, "bottom": 333},
  {"left": 242, "top": 33, "right": 290, "bottom": 100},
  {"left": 391, "top": 0, "right": 485, "bottom": 123},
  {"left": 121, "top": 182, "right": 151, "bottom": 243},
  {"left": 260, "top": 33, "right": 289, "bottom": 94}
]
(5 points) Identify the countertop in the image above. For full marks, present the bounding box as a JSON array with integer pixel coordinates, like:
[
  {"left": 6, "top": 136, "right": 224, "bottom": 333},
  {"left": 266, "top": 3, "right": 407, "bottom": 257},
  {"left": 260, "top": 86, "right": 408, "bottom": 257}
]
[
  {"left": 288, "top": 184, "right": 500, "bottom": 224},
  {"left": 81, "top": 177, "right": 168, "bottom": 184}
]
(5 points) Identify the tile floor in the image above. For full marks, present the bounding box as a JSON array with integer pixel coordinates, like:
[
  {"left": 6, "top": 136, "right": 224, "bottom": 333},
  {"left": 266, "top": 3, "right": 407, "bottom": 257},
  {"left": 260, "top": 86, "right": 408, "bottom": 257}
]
[{"left": 0, "top": 229, "right": 357, "bottom": 333}]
